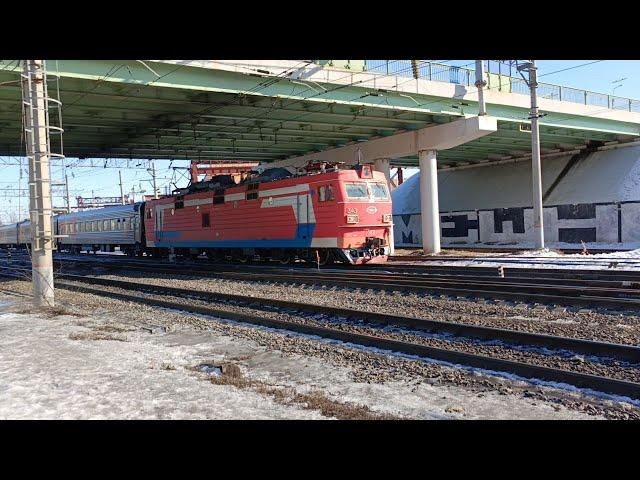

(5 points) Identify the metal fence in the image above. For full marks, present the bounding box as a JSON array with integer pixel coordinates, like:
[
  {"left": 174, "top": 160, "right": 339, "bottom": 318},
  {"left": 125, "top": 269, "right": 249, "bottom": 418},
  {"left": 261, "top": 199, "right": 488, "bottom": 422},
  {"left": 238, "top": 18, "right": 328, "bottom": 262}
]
[{"left": 363, "top": 60, "right": 640, "bottom": 113}]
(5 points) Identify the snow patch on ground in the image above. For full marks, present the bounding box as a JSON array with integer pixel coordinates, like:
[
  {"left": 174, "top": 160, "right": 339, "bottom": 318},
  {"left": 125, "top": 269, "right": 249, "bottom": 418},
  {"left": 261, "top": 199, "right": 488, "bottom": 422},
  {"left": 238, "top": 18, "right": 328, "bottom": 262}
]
[
  {"left": 406, "top": 248, "right": 640, "bottom": 270},
  {"left": 0, "top": 311, "right": 322, "bottom": 420},
  {"left": 0, "top": 299, "right": 603, "bottom": 420}
]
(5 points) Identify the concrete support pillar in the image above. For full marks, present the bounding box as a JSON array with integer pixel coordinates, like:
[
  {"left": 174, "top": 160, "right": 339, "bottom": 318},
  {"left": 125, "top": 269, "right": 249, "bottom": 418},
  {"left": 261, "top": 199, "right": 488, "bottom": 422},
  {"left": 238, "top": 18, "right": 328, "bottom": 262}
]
[
  {"left": 374, "top": 158, "right": 391, "bottom": 184},
  {"left": 22, "top": 60, "right": 55, "bottom": 307},
  {"left": 418, "top": 149, "right": 441, "bottom": 255},
  {"left": 374, "top": 158, "right": 395, "bottom": 255}
]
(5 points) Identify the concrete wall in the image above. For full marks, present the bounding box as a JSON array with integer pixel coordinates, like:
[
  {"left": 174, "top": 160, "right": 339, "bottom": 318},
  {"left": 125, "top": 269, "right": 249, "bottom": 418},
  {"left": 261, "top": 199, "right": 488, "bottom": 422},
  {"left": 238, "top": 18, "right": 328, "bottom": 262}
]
[{"left": 392, "top": 145, "right": 640, "bottom": 249}]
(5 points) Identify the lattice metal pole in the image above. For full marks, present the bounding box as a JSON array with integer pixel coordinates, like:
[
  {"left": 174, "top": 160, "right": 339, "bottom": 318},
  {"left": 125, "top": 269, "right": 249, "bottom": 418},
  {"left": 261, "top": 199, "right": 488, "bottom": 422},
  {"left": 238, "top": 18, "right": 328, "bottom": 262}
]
[{"left": 22, "top": 60, "right": 55, "bottom": 307}]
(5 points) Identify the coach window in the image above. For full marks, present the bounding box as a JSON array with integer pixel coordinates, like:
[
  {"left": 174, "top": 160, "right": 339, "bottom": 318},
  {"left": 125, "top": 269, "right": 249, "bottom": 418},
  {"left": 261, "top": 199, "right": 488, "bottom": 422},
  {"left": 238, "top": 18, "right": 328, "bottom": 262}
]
[{"left": 202, "top": 213, "right": 210, "bottom": 228}]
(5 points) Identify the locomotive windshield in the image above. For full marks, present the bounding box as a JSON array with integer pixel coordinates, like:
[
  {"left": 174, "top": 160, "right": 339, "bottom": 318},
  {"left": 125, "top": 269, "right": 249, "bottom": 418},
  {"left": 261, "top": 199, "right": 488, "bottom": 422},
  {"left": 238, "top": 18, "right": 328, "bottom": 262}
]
[
  {"left": 370, "top": 183, "right": 388, "bottom": 200},
  {"left": 345, "top": 183, "right": 369, "bottom": 198},
  {"left": 345, "top": 182, "right": 389, "bottom": 200}
]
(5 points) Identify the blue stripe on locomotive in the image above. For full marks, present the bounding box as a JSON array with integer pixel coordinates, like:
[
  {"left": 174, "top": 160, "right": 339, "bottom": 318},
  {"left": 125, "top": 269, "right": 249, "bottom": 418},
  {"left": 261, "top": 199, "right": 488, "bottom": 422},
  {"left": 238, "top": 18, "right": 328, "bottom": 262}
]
[{"left": 153, "top": 223, "right": 316, "bottom": 249}]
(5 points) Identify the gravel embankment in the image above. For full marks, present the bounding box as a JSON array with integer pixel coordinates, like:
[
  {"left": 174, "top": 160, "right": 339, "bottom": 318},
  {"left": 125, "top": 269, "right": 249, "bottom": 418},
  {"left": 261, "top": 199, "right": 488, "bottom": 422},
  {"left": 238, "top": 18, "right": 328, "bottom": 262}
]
[
  {"left": 92, "top": 270, "right": 640, "bottom": 345},
  {"left": 58, "top": 279, "right": 640, "bottom": 385}
]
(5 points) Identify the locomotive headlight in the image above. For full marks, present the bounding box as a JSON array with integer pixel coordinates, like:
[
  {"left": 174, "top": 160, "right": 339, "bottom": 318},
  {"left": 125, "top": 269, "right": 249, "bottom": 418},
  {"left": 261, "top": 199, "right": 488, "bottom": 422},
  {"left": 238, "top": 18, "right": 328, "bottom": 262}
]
[
  {"left": 346, "top": 214, "right": 359, "bottom": 224},
  {"left": 383, "top": 214, "right": 393, "bottom": 223}
]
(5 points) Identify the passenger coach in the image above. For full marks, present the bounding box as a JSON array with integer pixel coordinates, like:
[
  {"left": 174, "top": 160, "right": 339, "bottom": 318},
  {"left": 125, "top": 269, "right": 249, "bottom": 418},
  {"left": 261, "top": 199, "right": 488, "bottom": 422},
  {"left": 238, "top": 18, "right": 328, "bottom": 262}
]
[{"left": 55, "top": 204, "right": 143, "bottom": 255}]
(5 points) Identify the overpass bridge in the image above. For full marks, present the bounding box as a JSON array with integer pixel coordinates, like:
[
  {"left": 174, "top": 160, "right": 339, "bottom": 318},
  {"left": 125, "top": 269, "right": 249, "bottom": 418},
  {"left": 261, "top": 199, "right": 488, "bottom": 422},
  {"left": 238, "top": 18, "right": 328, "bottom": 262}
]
[{"left": 1, "top": 59, "right": 639, "bottom": 254}]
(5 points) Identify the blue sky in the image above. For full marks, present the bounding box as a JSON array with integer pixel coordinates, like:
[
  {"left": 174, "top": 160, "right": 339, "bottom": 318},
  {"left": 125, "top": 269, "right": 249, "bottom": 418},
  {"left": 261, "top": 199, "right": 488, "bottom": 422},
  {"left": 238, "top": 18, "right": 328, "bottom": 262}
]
[
  {"left": 447, "top": 60, "right": 640, "bottom": 98},
  {"left": 1, "top": 60, "right": 639, "bottom": 223}
]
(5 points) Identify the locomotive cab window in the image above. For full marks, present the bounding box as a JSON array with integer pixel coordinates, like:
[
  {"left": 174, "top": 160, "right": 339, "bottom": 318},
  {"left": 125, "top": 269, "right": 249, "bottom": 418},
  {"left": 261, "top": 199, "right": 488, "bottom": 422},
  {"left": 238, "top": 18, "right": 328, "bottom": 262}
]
[
  {"left": 202, "top": 213, "right": 210, "bottom": 228},
  {"left": 319, "top": 185, "right": 336, "bottom": 202},
  {"left": 345, "top": 182, "right": 368, "bottom": 199},
  {"left": 370, "top": 182, "right": 389, "bottom": 200}
]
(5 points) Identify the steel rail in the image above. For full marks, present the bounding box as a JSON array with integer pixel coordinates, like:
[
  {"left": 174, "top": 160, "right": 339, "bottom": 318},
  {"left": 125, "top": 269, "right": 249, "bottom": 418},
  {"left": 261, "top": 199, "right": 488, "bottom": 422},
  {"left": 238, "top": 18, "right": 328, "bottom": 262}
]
[
  {"left": 46, "top": 259, "right": 640, "bottom": 309},
  {"left": 4, "top": 251, "right": 640, "bottom": 281},
  {"left": 4, "top": 269, "right": 640, "bottom": 399},
  {"left": 4, "top": 254, "right": 638, "bottom": 292},
  {"left": 52, "top": 273, "right": 640, "bottom": 363},
  {"left": 41, "top": 255, "right": 640, "bottom": 287},
  {"left": 49, "top": 277, "right": 640, "bottom": 401},
  {"left": 3, "top": 258, "right": 640, "bottom": 310}
]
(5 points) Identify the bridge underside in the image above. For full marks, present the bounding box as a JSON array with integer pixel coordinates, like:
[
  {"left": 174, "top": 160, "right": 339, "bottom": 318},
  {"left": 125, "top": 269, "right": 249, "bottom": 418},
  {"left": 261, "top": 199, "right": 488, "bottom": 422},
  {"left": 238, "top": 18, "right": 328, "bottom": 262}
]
[{"left": 0, "top": 60, "right": 637, "bottom": 168}]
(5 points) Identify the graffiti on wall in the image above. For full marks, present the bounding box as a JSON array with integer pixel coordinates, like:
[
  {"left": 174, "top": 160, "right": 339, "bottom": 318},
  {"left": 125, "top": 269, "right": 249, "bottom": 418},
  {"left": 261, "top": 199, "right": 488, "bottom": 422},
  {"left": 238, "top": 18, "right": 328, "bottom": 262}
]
[{"left": 394, "top": 201, "right": 640, "bottom": 247}]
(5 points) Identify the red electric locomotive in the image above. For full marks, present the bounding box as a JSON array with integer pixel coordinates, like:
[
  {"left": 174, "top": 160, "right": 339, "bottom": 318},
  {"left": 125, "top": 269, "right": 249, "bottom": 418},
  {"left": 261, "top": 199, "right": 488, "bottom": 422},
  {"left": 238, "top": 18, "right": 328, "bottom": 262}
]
[{"left": 143, "top": 163, "right": 392, "bottom": 264}]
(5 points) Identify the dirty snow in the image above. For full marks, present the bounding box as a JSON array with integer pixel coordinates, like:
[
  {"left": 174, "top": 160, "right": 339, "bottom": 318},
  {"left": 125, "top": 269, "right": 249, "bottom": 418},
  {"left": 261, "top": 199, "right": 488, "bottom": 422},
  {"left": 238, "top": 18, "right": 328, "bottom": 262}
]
[
  {"left": 404, "top": 248, "right": 640, "bottom": 271},
  {"left": 0, "top": 310, "right": 323, "bottom": 420},
  {"left": 0, "top": 298, "right": 602, "bottom": 420}
]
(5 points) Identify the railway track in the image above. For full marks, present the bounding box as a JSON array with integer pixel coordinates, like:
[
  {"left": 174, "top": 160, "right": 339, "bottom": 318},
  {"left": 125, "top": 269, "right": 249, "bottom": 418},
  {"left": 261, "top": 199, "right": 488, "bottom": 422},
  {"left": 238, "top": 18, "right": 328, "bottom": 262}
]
[
  {"left": 2, "top": 268, "right": 640, "bottom": 401},
  {"left": 3, "top": 254, "right": 640, "bottom": 311},
  {"left": 4, "top": 250, "right": 640, "bottom": 280},
  {"left": 6, "top": 254, "right": 640, "bottom": 311}
]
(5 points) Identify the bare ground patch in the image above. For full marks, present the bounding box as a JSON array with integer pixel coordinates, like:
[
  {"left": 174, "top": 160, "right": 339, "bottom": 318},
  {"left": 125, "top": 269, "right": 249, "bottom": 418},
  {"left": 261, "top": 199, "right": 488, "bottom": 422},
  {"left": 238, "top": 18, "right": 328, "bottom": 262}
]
[
  {"left": 68, "top": 331, "right": 128, "bottom": 342},
  {"left": 92, "top": 324, "right": 137, "bottom": 333},
  {"left": 198, "top": 362, "right": 400, "bottom": 420},
  {"left": 15, "top": 305, "right": 83, "bottom": 318}
]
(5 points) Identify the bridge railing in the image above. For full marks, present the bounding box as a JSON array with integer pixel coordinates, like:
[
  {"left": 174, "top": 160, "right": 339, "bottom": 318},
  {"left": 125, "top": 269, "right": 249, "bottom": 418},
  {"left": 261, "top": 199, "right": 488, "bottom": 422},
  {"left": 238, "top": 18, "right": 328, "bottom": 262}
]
[{"left": 363, "top": 60, "right": 640, "bottom": 113}]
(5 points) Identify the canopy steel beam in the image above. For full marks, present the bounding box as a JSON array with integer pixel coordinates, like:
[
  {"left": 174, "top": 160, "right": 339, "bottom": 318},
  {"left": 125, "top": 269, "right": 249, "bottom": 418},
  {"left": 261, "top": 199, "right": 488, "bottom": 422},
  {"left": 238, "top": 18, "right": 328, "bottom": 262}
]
[{"left": 269, "top": 116, "right": 498, "bottom": 168}]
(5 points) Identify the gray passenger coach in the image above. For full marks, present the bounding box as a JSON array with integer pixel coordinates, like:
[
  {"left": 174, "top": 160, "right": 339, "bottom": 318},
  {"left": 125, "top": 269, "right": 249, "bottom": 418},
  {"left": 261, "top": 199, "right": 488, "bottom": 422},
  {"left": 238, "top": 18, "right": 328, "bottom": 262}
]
[{"left": 55, "top": 204, "right": 142, "bottom": 255}]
